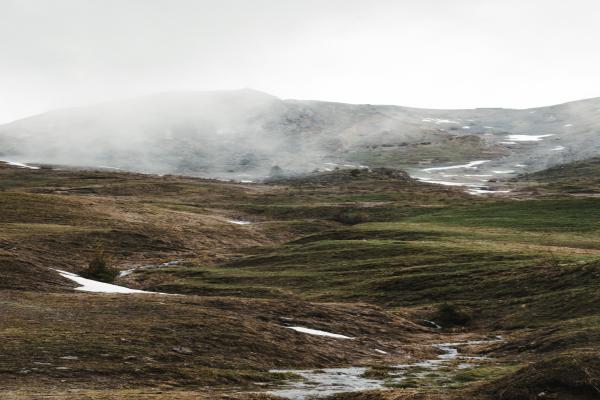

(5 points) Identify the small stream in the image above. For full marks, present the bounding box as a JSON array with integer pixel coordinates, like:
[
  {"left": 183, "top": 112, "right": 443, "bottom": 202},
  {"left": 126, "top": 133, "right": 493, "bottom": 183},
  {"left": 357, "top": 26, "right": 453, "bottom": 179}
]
[
  {"left": 118, "top": 259, "right": 182, "bottom": 277},
  {"left": 268, "top": 336, "right": 502, "bottom": 399}
]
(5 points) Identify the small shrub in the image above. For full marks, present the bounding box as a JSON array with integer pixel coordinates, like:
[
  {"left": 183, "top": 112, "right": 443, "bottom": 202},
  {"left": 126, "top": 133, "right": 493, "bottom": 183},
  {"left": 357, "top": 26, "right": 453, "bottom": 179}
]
[
  {"left": 433, "top": 303, "right": 472, "bottom": 327},
  {"left": 80, "top": 249, "right": 118, "bottom": 283},
  {"left": 332, "top": 210, "right": 370, "bottom": 225}
]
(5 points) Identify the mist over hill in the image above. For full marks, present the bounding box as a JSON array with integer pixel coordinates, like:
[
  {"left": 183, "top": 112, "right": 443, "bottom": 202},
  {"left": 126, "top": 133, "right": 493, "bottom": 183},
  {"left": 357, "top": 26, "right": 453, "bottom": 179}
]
[{"left": 1, "top": 89, "right": 600, "bottom": 181}]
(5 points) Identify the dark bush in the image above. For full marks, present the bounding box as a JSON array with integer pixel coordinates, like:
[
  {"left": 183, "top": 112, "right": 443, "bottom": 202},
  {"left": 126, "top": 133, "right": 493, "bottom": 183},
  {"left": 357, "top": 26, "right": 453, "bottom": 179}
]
[
  {"left": 433, "top": 303, "right": 472, "bottom": 327},
  {"left": 332, "top": 210, "right": 370, "bottom": 225},
  {"left": 80, "top": 249, "right": 118, "bottom": 283}
]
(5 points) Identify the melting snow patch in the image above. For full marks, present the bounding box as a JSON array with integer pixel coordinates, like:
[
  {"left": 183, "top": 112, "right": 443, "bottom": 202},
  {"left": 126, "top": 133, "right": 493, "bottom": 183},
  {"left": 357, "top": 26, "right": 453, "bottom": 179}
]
[
  {"left": 507, "top": 134, "right": 553, "bottom": 142},
  {"left": 55, "top": 269, "right": 157, "bottom": 294},
  {"left": 374, "top": 349, "right": 388, "bottom": 354},
  {"left": 468, "top": 188, "right": 511, "bottom": 196},
  {"left": 286, "top": 326, "right": 354, "bottom": 340},
  {"left": 420, "top": 319, "right": 442, "bottom": 329},
  {"left": 227, "top": 219, "right": 252, "bottom": 225},
  {"left": 422, "top": 118, "right": 459, "bottom": 124},
  {"left": 2, "top": 161, "right": 40, "bottom": 170},
  {"left": 417, "top": 179, "right": 466, "bottom": 187},
  {"left": 422, "top": 160, "right": 490, "bottom": 172},
  {"left": 501, "top": 141, "right": 517, "bottom": 145},
  {"left": 269, "top": 367, "right": 380, "bottom": 399},
  {"left": 462, "top": 126, "right": 471, "bottom": 129},
  {"left": 564, "top": 124, "right": 573, "bottom": 127},
  {"left": 492, "top": 170, "right": 516, "bottom": 174},
  {"left": 551, "top": 146, "right": 566, "bottom": 151},
  {"left": 270, "top": 336, "right": 503, "bottom": 399}
]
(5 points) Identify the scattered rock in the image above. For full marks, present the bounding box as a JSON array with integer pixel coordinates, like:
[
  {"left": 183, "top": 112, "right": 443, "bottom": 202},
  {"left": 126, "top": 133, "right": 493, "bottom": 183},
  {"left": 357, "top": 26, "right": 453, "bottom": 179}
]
[{"left": 172, "top": 346, "right": 193, "bottom": 355}]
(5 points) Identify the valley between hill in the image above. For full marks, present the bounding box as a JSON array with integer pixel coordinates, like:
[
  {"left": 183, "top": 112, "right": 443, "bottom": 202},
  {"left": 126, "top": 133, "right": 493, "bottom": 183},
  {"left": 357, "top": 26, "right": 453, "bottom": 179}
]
[{"left": 1, "top": 160, "right": 600, "bottom": 399}]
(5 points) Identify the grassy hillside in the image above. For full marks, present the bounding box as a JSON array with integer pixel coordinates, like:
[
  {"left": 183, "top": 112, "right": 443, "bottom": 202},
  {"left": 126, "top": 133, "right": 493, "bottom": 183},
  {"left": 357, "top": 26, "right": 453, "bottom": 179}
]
[
  {"left": 2, "top": 162, "right": 600, "bottom": 399},
  {"left": 514, "top": 157, "right": 600, "bottom": 194},
  {"left": 135, "top": 184, "right": 600, "bottom": 398}
]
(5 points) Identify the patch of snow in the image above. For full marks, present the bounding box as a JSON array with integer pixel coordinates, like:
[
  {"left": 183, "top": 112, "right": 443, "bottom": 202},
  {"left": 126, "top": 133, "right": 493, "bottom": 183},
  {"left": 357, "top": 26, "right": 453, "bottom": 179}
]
[
  {"left": 374, "top": 349, "right": 388, "bottom": 354},
  {"left": 564, "top": 123, "right": 573, "bottom": 127},
  {"left": 227, "top": 219, "right": 252, "bottom": 225},
  {"left": 417, "top": 179, "right": 466, "bottom": 187},
  {"left": 422, "top": 160, "right": 490, "bottom": 172},
  {"left": 514, "top": 164, "right": 528, "bottom": 167},
  {"left": 422, "top": 118, "right": 459, "bottom": 124},
  {"left": 501, "top": 141, "right": 517, "bottom": 145},
  {"left": 551, "top": 146, "right": 566, "bottom": 151},
  {"left": 483, "top": 126, "right": 495, "bottom": 129},
  {"left": 269, "top": 367, "right": 380, "bottom": 399},
  {"left": 462, "top": 126, "right": 471, "bottom": 129},
  {"left": 420, "top": 319, "right": 442, "bottom": 329},
  {"left": 240, "top": 180, "right": 254, "bottom": 183},
  {"left": 55, "top": 269, "right": 157, "bottom": 294},
  {"left": 468, "top": 188, "right": 511, "bottom": 196},
  {"left": 492, "top": 170, "right": 516, "bottom": 174},
  {"left": 507, "top": 134, "right": 553, "bottom": 142},
  {"left": 2, "top": 160, "right": 40, "bottom": 170},
  {"left": 270, "top": 336, "right": 503, "bottom": 399},
  {"left": 286, "top": 326, "right": 354, "bottom": 340}
]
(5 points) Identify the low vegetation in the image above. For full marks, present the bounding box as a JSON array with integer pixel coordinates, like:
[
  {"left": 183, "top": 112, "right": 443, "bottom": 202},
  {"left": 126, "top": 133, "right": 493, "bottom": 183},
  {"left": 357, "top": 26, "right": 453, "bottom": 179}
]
[
  {"left": 79, "top": 248, "right": 118, "bottom": 283},
  {"left": 2, "top": 162, "right": 600, "bottom": 399}
]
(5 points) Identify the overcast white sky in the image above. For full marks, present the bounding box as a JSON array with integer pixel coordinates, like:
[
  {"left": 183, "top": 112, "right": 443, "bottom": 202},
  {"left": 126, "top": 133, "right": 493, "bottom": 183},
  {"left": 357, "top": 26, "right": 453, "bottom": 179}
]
[{"left": 1, "top": 0, "right": 599, "bottom": 123}]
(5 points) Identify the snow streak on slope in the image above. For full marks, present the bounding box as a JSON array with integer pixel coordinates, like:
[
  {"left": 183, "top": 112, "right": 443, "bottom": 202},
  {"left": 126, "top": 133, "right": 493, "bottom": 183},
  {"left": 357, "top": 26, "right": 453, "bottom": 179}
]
[
  {"left": 286, "top": 326, "right": 354, "bottom": 339},
  {"left": 55, "top": 269, "right": 158, "bottom": 294}
]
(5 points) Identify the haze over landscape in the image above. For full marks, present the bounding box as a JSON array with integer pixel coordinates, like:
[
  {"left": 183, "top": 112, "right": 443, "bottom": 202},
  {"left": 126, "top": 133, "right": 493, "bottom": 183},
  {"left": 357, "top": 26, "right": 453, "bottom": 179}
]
[
  {"left": 2, "top": 0, "right": 600, "bottom": 124},
  {"left": 3, "top": 1, "right": 600, "bottom": 400}
]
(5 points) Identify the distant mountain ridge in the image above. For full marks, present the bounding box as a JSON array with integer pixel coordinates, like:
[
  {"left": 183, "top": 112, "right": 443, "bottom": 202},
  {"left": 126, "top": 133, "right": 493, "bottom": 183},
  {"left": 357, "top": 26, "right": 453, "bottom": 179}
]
[{"left": 1, "top": 89, "right": 599, "bottom": 182}]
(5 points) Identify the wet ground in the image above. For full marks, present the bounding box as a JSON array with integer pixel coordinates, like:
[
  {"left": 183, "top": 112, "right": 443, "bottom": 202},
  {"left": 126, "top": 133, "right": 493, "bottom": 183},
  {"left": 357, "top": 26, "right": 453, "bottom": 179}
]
[{"left": 267, "top": 337, "right": 502, "bottom": 399}]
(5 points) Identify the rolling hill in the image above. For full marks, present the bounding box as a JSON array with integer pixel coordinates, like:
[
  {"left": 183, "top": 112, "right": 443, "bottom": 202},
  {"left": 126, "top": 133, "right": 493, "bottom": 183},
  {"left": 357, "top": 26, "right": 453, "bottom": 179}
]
[{"left": 1, "top": 90, "right": 600, "bottom": 184}]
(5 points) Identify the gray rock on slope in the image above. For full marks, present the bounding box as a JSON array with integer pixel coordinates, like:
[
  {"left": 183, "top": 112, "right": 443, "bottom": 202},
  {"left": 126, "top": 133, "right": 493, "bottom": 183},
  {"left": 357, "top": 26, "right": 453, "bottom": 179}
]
[{"left": 1, "top": 89, "right": 599, "bottom": 182}]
